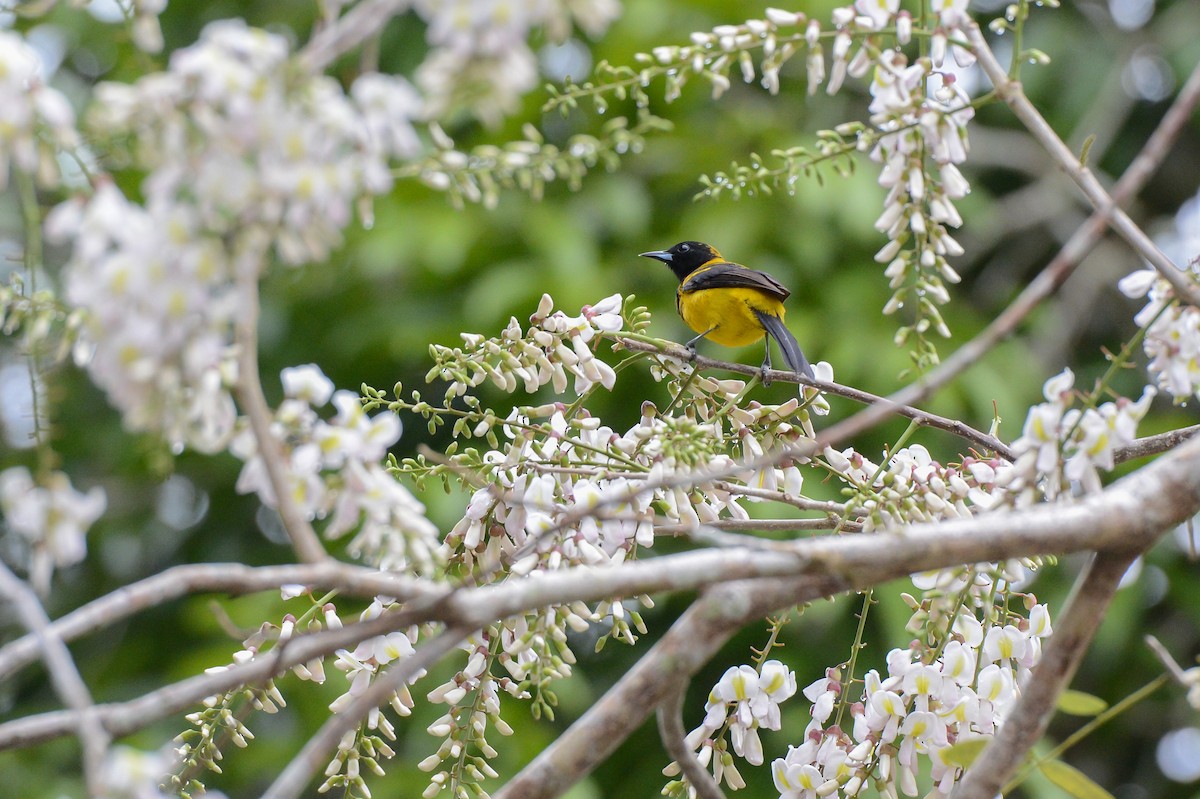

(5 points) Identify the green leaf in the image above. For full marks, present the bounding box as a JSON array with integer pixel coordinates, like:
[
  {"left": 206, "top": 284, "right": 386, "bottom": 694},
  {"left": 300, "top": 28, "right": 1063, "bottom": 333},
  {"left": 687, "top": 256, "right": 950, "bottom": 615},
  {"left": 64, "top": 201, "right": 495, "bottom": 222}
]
[
  {"left": 1039, "top": 758, "right": 1115, "bottom": 799},
  {"left": 1057, "top": 689, "right": 1109, "bottom": 716},
  {"left": 939, "top": 737, "right": 990, "bottom": 767}
]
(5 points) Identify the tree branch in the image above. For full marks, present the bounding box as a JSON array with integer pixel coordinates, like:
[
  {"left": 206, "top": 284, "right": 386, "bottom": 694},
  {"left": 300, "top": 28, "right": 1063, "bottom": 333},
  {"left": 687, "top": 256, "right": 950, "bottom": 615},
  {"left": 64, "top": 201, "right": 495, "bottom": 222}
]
[
  {"left": 0, "top": 561, "right": 438, "bottom": 678},
  {"left": 657, "top": 671, "right": 726, "bottom": 799},
  {"left": 956, "top": 551, "right": 1137, "bottom": 799},
  {"left": 234, "top": 265, "right": 328, "bottom": 563},
  {"left": 615, "top": 336, "right": 1013, "bottom": 460},
  {"left": 4, "top": 430, "right": 1200, "bottom": 754},
  {"left": 966, "top": 23, "right": 1199, "bottom": 306},
  {"left": 1114, "top": 424, "right": 1200, "bottom": 463},
  {"left": 299, "top": 0, "right": 407, "bottom": 73},
  {"left": 0, "top": 561, "right": 109, "bottom": 793}
]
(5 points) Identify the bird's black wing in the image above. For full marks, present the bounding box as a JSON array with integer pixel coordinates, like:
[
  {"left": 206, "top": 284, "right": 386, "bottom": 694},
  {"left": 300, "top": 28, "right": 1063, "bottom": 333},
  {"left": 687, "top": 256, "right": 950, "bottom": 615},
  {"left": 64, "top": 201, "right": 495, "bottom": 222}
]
[{"left": 679, "top": 262, "right": 791, "bottom": 302}]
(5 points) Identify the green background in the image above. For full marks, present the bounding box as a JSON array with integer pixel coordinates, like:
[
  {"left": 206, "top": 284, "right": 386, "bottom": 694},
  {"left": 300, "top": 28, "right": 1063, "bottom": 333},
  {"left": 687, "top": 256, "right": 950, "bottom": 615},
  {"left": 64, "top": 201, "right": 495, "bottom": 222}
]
[{"left": 2, "top": 0, "right": 1200, "bottom": 796}]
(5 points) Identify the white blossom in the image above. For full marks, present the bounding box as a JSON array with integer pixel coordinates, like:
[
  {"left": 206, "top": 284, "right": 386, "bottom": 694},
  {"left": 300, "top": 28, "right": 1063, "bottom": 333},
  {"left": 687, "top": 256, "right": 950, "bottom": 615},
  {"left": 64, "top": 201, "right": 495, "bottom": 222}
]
[{"left": 0, "top": 466, "right": 106, "bottom": 591}]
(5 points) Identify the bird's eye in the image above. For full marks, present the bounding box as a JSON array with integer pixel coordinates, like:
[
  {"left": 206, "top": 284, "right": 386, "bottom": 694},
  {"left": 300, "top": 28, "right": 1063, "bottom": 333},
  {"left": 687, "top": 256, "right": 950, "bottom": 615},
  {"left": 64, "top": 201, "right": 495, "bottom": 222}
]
[{"left": 679, "top": 243, "right": 690, "bottom": 252}]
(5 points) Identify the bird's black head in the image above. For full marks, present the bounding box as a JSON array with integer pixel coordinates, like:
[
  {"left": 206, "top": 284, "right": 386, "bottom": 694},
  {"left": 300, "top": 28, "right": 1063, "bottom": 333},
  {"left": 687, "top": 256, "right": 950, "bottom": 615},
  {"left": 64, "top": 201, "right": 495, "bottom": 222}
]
[{"left": 639, "top": 241, "right": 722, "bottom": 282}]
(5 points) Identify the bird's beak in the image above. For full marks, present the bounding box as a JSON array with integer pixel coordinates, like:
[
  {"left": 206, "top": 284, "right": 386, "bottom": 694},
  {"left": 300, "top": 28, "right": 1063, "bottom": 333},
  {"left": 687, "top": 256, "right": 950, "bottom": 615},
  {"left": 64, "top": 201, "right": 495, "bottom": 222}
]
[{"left": 639, "top": 250, "right": 673, "bottom": 263}]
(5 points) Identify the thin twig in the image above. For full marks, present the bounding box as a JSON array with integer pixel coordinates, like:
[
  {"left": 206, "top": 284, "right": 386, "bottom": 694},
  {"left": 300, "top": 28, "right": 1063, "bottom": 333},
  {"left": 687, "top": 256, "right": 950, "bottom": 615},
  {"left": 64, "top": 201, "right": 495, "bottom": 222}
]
[
  {"left": 1114, "top": 424, "right": 1200, "bottom": 463},
  {"left": 0, "top": 561, "right": 109, "bottom": 793},
  {"left": 658, "top": 517, "right": 858, "bottom": 536},
  {"left": 233, "top": 266, "right": 328, "bottom": 563},
  {"left": 616, "top": 336, "right": 1013, "bottom": 460},
  {"left": 1144, "top": 634, "right": 1194, "bottom": 685}
]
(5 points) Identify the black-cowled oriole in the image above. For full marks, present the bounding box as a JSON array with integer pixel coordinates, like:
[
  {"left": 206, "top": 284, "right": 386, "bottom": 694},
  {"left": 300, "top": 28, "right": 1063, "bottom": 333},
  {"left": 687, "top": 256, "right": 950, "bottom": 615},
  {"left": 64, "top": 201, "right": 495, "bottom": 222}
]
[{"left": 640, "top": 241, "right": 815, "bottom": 384}]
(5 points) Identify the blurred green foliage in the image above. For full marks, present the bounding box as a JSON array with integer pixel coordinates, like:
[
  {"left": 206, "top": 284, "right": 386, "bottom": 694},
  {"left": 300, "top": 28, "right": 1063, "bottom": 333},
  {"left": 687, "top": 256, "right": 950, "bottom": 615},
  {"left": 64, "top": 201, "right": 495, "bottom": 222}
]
[{"left": 1, "top": 0, "right": 1200, "bottom": 797}]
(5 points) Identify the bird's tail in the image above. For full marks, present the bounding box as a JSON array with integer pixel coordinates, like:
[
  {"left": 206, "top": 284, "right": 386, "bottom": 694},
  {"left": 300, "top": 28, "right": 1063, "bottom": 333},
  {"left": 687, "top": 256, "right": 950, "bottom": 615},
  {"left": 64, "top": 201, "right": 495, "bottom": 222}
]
[{"left": 754, "top": 310, "right": 815, "bottom": 381}]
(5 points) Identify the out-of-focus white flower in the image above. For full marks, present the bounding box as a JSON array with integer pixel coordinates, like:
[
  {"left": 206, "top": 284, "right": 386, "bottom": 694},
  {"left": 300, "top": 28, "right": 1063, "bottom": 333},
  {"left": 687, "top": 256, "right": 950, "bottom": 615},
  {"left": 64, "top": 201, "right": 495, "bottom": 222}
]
[
  {"left": 0, "top": 30, "right": 80, "bottom": 191},
  {"left": 0, "top": 466, "right": 105, "bottom": 592}
]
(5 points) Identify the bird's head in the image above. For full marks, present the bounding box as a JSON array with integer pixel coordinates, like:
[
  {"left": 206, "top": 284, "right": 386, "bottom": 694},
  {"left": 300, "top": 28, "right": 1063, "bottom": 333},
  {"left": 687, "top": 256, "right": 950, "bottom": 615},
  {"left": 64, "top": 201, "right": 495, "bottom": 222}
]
[{"left": 639, "top": 241, "right": 722, "bottom": 282}]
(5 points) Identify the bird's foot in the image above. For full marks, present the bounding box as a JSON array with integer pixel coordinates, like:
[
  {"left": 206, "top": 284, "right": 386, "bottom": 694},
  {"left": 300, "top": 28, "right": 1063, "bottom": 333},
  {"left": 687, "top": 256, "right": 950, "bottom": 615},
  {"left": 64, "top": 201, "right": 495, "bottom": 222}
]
[{"left": 759, "top": 362, "right": 772, "bottom": 387}]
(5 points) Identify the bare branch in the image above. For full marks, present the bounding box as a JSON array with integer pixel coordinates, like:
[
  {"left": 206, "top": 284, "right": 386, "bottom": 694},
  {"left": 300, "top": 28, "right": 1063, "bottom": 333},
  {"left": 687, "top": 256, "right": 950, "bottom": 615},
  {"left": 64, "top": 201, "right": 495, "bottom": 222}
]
[
  {"left": 615, "top": 336, "right": 1013, "bottom": 459},
  {"left": 956, "top": 551, "right": 1136, "bottom": 799},
  {"left": 233, "top": 267, "right": 328, "bottom": 563},
  {"left": 0, "top": 561, "right": 109, "bottom": 793},
  {"left": 966, "top": 23, "right": 1200, "bottom": 306},
  {"left": 299, "top": 0, "right": 407, "bottom": 73},
  {"left": 1115, "top": 424, "right": 1200, "bottom": 463},
  {"left": 0, "top": 561, "right": 438, "bottom": 678},
  {"left": 657, "top": 673, "right": 726, "bottom": 799}
]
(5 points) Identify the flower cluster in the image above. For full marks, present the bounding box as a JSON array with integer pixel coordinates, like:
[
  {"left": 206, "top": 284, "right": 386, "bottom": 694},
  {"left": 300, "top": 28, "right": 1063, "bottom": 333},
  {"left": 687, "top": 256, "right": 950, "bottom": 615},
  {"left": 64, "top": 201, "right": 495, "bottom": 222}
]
[
  {"left": 1005, "top": 368, "right": 1153, "bottom": 502},
  {"left": 235, "top": 365, "right": 441, "bottom": 574},
  {"left": 0, "top": 30, "right": 79, "bottom": 191},
  {"left": 49, "top": 183, "right": 241, "bottom": 453},
  {"left": 859, "top": 1, "right": 975, "bottom": 360},
  {"left": 433, "top": 293, "right": 625, "bottom": 400},
  {"left": 670, "top": 661, "right": 797, "bottom": 790},
  {"left": 318, "top": 600, "right": 426, "bottom": 795},
  {"left": 414, "top": 0, "right": 620, "bottom": 125},
  {"left": 0, "top": 466, "right": 106, "bottom": 593},
  {"left": 171, "top": 641, "right": 286, "bottom": 795},
  {"left": 48, "top": 20, "right": 421, "bottom": 452},
  {"left": 832, "top": 443, "right": 1010, "bottom": 532},
  {"left": 89, "top": 19, "right": 420, "bottom": 265},
  {"left": 1119, "top": 267, "right": 1200, "bottom": 401},
  {"left": 418, "top": 631, "right": 531, "bottom": 798},
  {"left": 774, "top": 603, "right": 1053, "bottom": 799},
  {"left": 409, "top": 293, "right": 826, "bottom": 580}
]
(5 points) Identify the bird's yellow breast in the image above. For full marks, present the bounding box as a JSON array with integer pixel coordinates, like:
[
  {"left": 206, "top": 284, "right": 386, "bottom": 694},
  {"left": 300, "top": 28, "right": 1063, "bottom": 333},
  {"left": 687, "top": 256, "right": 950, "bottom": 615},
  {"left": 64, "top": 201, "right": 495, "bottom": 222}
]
[{"left": 677, "top": 285, "right": 786, "bottom": 348}]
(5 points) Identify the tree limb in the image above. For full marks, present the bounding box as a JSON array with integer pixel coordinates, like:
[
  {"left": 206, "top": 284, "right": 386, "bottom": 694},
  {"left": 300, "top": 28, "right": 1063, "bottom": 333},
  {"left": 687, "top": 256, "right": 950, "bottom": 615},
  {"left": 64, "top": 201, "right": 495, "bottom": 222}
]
[
  {"left": 956, "top": 551, "right": 1137, "bottom": 799},
  {"left": 615, "top": 336, "right": 1014, "bottom": 460},
  {"left": 0, "top": 561, "right": 438, "bottom": 678},
  {"left": 4, "top": 430, "right": 1199, "bottom": 755},
  {"left": 0, "top": 561, "right": 109, "bottom": 793},
  {"left": 233, "top": 266, "right": 328, "bottom": 563},
  {"left": 966, "top": 23, "right": 1200, "bottom": 306},
  {"left": 657, "top": 670, "right": 727, "bottom": 799}
]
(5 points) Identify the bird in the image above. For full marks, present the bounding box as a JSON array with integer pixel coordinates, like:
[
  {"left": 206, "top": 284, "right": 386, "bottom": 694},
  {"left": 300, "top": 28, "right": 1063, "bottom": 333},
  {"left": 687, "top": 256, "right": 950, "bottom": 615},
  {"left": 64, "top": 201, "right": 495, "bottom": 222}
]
[{"left": 639, "top": 241, "right": 814, "bottom": 385}]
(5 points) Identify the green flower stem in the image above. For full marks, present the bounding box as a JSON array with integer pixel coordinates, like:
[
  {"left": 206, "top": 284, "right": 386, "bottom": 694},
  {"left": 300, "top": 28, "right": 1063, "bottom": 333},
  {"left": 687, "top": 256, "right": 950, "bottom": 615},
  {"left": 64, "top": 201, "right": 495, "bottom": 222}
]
[
  {"left": 833, "top": 588, "right": 875, "bottom": 732},
  {"left": 399, "top": 399, "right": 646, "bottom": 471}
]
